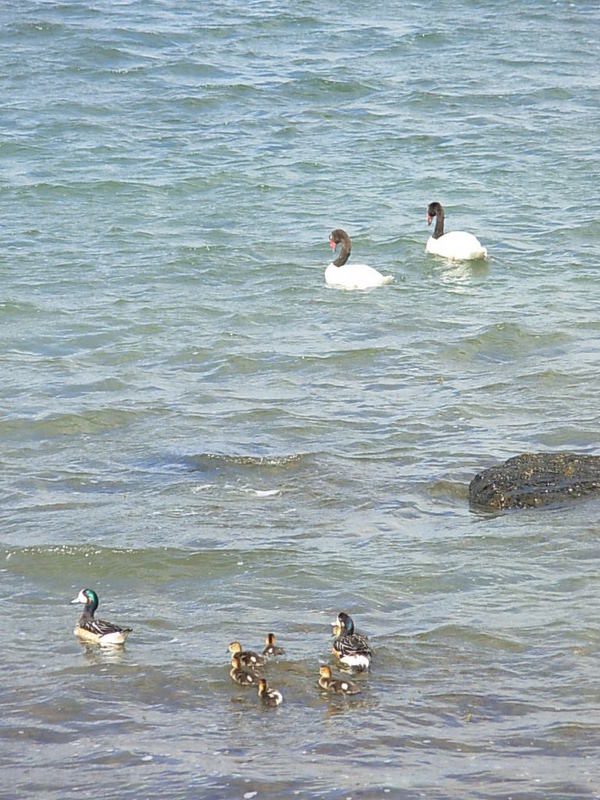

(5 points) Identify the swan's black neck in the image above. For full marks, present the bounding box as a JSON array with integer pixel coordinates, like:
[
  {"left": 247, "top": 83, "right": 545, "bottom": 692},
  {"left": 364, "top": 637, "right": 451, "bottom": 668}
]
[
  {"left": 432, "top": 209, "right": 445, "bottom": 239},
  {"left": 333, "top": 237, "right": 351, "bottom": 267}
]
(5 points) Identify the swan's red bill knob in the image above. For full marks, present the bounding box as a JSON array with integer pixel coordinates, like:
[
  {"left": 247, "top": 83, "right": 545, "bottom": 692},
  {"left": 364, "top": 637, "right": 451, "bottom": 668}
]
[{"left": 329, "top": 240, "right": 336, "bottom": 249}]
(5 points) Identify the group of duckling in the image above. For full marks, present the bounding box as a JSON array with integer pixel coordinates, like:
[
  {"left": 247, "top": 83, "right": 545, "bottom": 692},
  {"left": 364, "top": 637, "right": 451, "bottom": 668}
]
[
  {"left": 71, "top": 590, "right": 373, "bottom": 706},
  {"left": 228, "top": 635, "right": 285, "bottom": 706},
  {"left": 228, "top": 611, "right": 373, "bottom": 706}
]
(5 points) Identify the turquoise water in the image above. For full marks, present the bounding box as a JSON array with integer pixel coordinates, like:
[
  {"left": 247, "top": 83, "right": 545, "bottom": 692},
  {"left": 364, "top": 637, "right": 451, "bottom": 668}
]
[{"left": 2, "top": 1, "right": 600, "bottom": 798}]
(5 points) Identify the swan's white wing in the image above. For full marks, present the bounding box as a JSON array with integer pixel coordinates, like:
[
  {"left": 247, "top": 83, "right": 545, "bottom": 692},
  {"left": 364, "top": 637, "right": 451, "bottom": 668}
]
[
  {"left": 426, "top": 231, "right": 487, "bottom": 260},
  {"left": 325, "top": 262, "right": 393, "bottom": 290}
]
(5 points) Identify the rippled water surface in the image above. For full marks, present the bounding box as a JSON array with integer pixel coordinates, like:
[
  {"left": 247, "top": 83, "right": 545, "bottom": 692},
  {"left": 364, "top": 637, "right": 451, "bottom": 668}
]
[{"left": 2, "top": 1, "right": 600, "bottom": 798}]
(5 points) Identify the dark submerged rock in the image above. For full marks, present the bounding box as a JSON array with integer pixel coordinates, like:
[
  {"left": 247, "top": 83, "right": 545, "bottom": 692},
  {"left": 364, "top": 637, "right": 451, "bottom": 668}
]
[{"left": 469, "top": 452, "right": 600, "bottom": 510}]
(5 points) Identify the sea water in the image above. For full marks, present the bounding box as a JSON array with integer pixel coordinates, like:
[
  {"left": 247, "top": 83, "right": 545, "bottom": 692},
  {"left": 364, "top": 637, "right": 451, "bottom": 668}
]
[{"left": 1, "top": 1, "right": 600, "bottom": 798}]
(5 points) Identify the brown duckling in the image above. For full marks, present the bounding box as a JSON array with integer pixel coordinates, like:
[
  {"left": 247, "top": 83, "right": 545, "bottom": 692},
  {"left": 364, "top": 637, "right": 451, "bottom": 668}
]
[
  {"left": 257, "top": 678, "right": 283, "bottom": 706},
  {"left": 262, "top": 632, "right": 285, "bottom": 657},
  {"left": 318, "top": 665, "right": 361, "bottom": 695},
  {"left": 230, "top": 654, "right": 260, "bottom": 686},
  {"left": 228, "top": 640, "right": 266, "bottom": 668}
]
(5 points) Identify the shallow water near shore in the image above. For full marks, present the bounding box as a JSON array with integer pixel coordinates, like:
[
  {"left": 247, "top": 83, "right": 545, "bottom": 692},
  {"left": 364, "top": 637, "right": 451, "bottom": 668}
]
[{"left": 2, "top": 1, "right": 600, "bottom": 798}]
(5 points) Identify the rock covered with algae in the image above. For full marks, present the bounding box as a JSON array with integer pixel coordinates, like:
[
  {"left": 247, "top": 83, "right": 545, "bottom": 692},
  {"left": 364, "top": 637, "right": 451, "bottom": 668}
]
[{"left": 469, "top": 452, "right": 600, "bottom": 510}]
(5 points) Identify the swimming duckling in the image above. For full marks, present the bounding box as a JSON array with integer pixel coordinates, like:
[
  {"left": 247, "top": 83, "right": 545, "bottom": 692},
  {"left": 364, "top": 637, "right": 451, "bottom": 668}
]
[
  {"left": 228, "top": 640, "right": 266, "bottom": 668},
  {"left": 318, "top": 665, "right": 361, "bottom": 695},
  {"left": 262, "top": 632, "right": 285, "bottom": 657},
  {"left": 257, "top": 678, "right": 283, "bottom": 706},
  {"left": 331, "top": 612, "right": 372, "bottom": 670},
  {"left": 230, "top": 654, "right": 259, "bottom": 686},
  {"left": 71, "top": 588, "right": 132, "bottom": 647}
]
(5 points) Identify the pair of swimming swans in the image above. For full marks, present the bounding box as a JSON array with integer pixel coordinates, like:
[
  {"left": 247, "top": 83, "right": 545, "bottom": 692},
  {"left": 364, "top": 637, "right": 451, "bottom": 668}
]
[{"left": 325, "top": 201, "right": 487, "bottom": 290}]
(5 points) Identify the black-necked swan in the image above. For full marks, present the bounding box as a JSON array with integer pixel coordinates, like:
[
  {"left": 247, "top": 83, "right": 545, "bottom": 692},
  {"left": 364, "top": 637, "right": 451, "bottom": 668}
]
[
  {"left": 326, "top": 229, "right": 393, "bottom": 289},
  {"left": 425, "top": 202, "right": 487, "bottom": 260}
]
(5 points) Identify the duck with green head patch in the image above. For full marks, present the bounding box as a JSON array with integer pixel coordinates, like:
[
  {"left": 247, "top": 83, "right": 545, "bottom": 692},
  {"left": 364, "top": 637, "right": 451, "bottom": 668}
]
[
  {"left": 331, "top": 611, "right": 372, "bottom": 670},
  {"left": 71, "top": 588, "right": 132, "bottom": 647}
]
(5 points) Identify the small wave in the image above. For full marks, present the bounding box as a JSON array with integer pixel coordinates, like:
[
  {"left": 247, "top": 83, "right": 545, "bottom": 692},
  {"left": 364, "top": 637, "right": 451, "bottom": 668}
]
[
  {"left": 173, "top": 451, "right": 305, "bottom": 472},
  {"left": 442, "top": 322, "right": 572, "bottom": 365},
  {"left": 1, "top": 406, "right": 167, "bottom": 440},
  {"left": 1, "top": 543, "right": 297, "bottom": 587},
  {"left": 0, "top": 300, "right": 41, "bottom": 316},
  {"left": 426, "top": 479, "right": 470, "bottom": 504},
  {"left": 248, "top": 488, "right": 281, "bottom": 498},
  {"left": 190, "top": 484, "right": 281, "bottom": 499},
  {"left": 415, "top": 624, "right": 526, "bottom": 652}
]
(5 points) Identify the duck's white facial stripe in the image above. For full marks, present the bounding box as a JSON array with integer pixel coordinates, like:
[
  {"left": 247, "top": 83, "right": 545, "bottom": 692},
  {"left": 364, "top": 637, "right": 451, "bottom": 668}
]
[{"left": 71, "top": 589, "right": 87, "bottom": 604}]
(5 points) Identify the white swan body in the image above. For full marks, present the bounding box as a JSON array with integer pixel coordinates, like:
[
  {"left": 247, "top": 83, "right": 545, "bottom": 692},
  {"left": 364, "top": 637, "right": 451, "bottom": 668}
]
[
  {"left": 425, "top": 201, "right": 487, "bottom": 261},
  {"left": 326, "top": 229, "right": 393, "bottom": 290},
  {"left": 425, "top": 230, "right": 487, "bottom": 260},
  {"left": 325, "top": 260, "right": 393, "bottom": 290}
]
